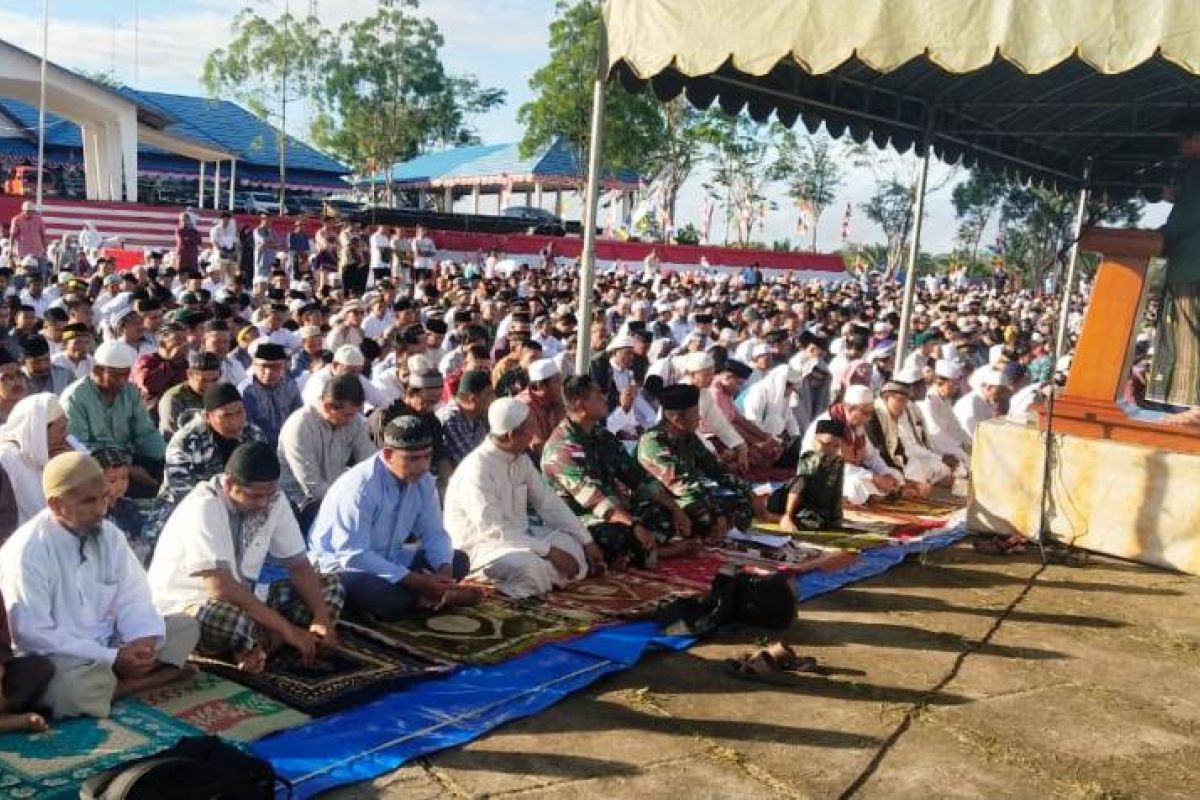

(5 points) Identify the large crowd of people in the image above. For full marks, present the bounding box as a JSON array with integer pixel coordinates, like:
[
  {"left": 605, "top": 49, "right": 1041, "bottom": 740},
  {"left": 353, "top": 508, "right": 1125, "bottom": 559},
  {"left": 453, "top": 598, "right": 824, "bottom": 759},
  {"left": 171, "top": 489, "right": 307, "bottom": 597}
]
[{"left": 0, "top": 202, "right": 1096, "bottom": 732}]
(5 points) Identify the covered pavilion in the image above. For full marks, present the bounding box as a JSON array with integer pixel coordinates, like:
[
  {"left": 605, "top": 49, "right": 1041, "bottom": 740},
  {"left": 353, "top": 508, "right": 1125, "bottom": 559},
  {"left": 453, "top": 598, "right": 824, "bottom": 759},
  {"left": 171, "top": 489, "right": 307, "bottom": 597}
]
[{"left": 367, "top": 135, "right": 639, "bottom": 216}]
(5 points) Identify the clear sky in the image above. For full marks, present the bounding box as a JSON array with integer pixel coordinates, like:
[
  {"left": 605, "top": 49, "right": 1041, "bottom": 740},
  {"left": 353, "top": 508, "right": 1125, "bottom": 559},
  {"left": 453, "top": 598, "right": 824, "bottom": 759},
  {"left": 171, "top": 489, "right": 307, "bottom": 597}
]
[{"left": 0, "top": 0, "right": 1166, "bottom": 253}]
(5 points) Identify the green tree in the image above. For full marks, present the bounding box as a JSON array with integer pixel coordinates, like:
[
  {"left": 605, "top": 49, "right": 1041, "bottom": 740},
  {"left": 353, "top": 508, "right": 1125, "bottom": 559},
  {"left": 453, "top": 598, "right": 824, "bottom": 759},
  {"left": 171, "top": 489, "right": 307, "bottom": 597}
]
[
  {"left": 768, "top": 126, "right": 843, "bottom": 251},
  {"left": 998, "top": 186, "right": 1143, "bottom": 289},
  {"left": 647, "top": 97, "right": 704, "bottom": 238},
  {"left": 518, "top": 0, "right": 665, "bottom": 178},
  {"left": 861, "top": 179, "right": 916, "bottom": 278},
  {"left": 951, "top": 170, "right": 1006, "bottom": 268},
  {"left": 696, "top": 110, "right": 774, "bottom": 246},
  {"left": 202, "top": 8, "right": 328, "bottom": 205},
  {"left": 311, "top": 0, "right": 504, "bottom": 199}
]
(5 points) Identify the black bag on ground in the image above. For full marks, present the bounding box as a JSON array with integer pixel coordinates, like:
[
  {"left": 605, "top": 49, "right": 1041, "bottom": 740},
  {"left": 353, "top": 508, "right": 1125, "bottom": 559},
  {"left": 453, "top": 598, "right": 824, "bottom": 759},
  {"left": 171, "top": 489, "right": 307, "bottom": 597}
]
[
  {"left": 80, "top": 735, "right": 280, "bottom": 800},
  {"left": 657, "top": 566, "right": 797, "bottom": 636}
]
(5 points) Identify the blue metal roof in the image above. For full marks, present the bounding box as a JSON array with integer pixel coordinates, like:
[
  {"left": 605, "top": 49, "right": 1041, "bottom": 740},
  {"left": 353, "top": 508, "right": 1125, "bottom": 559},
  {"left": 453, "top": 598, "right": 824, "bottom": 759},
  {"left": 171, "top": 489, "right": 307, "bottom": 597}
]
[
  {"left": 0, "top": 92, "right": 347, "bottom": 177},
  {"left": 380, "top": 137, "right": 638, "bottom": 186},
  {"left": 118, "top": 89, "right": 348, "bottom": 175}
]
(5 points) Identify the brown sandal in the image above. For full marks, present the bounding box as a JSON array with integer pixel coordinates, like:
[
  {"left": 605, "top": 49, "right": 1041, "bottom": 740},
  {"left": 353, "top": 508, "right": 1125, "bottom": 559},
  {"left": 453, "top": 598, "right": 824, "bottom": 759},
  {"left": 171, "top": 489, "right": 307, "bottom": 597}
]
[{"left": 727, "top": 641, "right": 821, "bottom": 678}]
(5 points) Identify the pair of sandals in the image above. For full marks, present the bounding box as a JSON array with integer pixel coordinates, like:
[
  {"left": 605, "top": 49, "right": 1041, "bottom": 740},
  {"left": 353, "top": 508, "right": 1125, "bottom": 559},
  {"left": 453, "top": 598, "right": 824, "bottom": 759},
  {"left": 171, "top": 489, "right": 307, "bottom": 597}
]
[
  {"left": 727, "top": 641, "right": 824, "bottom": 682},
  {"left": 973, "top": 534, "right": 1029, "bottom": 556}
]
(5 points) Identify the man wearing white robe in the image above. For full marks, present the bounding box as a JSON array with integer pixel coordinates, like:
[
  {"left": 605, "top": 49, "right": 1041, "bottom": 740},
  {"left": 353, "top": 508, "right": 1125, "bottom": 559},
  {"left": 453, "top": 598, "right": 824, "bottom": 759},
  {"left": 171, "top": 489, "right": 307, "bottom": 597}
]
[
  {"left": 743, "top": 355, "right": 810, "bottom": 441},
  {"left": 918, "top": 359, "right": 972, "bottom": 468},
  {"left": 802, "top": 385, "right": 903, "bottom": 505},
  {"left": 0, "top": 452, "right": 197, "bottom": 718},
  {"left": 955, "top": 366, "right": 1005, "bottom": 437},
  {"left": 444, "top": 398, "right": 604, "bottom": 599},
  {"left": 677, "top": 352, "right": 748, "bottom": 472}
]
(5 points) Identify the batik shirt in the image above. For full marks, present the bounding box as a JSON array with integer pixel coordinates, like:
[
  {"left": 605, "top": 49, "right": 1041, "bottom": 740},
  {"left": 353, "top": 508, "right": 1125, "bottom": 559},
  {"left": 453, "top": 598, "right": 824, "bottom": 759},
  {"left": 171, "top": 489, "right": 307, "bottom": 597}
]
[
  {"left": 542, "top": 418, "right": 661, "bottom": 526},
  {"left": 636, "top": 423, "right": 751, "bottom": 510}
]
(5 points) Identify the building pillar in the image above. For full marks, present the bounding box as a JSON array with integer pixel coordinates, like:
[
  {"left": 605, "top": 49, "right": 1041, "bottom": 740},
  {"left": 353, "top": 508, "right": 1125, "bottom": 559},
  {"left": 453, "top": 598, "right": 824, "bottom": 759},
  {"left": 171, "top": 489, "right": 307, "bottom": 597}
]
[
  {"left": 198, "top": 161, "right": 206, "bottom": 208},
  {"left": 524, "top": 187, "right": 532, "bottom": 207},
  {"left": 117, "top": 109, "right": 138, "bottom": 203},
  {"left": 554, "top": 189, "right": 563, "bottom": 217},
  {"left": 443, "top": 184, "right": 453, "bottom": 213},
  {"left": 534, "top": 182, "right": 543, "bottom": 210},
  {"left": 472, "top": 184, "right": 480, "bottom": 215},
  {"left": 103, "top": 121, "right": 122, "bottom": 202},
  {"left": 80, "top": 123, "right": 100, "bottom": 201},
  {"left": 417, "top": 188, "right": 427, "bottom": 210},
  {"left": 228, "top": 159, "right": 237, "bottom": 210}
]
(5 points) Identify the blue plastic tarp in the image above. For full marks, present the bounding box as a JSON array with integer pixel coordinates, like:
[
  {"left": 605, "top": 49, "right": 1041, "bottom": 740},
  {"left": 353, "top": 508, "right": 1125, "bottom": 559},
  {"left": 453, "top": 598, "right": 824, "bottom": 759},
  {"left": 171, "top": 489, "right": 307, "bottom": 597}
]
[{"left": 254, "top": 526, "right": 964, "bottom": 798}]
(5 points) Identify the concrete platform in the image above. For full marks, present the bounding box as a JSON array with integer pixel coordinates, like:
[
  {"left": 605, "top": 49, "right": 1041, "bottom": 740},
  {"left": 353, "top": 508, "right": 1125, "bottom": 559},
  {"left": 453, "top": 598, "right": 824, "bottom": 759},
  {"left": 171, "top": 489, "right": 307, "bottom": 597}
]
[{"left": 325, "top": 542, "right": 1200, "bottom": 799}]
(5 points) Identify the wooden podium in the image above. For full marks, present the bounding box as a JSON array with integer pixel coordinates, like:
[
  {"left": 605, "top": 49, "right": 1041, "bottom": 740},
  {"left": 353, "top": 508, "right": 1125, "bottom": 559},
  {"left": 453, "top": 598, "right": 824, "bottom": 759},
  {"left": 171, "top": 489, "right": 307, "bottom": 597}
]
[{"left": 1040, "top": 227, "right": 1200, "bottom": 454}]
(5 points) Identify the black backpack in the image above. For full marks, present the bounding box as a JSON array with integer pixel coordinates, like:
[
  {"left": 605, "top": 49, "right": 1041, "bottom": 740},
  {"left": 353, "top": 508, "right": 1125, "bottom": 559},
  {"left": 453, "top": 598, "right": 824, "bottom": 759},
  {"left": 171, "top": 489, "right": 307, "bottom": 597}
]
[{"left": 80, "top": 735, "right": 283, "bottom": 800}]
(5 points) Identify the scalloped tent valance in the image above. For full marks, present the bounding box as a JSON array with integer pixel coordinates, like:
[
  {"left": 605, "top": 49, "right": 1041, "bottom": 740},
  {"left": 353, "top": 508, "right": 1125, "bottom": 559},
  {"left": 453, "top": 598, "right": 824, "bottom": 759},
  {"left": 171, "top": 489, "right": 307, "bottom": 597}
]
[{"left": 604, "top": 0, "right": 1200, "bottom": 198}]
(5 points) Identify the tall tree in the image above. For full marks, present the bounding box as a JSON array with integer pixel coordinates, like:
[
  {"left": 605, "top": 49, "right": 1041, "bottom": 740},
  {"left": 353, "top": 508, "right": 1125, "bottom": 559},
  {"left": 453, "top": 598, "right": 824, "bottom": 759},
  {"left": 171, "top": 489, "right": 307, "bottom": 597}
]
[
  {"left": 201, "top": 7, "right": 325, "bottom": 185},
  {"left": 646, "top": 97, "right": 704, "bottom": 238},
  {"left": 768, "top": 126, "right": 844, "bottom": 251},
  {"left": 998, "top": 186, "right": 1143, "bottom": 289},
  {"left": 696, "top": 110, "right": 774, "bottom": 247},
  {"left": 311, "top": 0, "right": 504, "bottom": 198},
  {"left": 860, "top": 179, "right": 916, "bottom": 278},
  {"left": 203, "top": 2, "right": 504, "bottom": 201},
  {"left": 518, "top": 0, "right": 665, "bottom": 178},
  {"left": 951, "top": 170, "right": 1006, "bottom": 267}
]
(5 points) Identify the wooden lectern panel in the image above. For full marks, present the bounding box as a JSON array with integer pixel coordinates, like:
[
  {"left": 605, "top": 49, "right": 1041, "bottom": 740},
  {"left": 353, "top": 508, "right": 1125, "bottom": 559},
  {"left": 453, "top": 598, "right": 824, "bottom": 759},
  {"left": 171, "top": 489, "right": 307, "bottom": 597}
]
[
  {"left": 1043, "top": 227, "right": 1200, "bottom": 455},
  {"left": 1065, "top": 229, "right": 1161, "bottom": 403}
]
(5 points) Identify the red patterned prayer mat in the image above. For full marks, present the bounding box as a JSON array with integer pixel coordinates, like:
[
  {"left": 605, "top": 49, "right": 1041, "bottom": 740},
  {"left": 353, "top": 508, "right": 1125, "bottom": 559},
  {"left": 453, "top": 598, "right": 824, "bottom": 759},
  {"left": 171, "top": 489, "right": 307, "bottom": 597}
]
[{"left": 540, "top": 571, "right": 701, "bottom": 620}]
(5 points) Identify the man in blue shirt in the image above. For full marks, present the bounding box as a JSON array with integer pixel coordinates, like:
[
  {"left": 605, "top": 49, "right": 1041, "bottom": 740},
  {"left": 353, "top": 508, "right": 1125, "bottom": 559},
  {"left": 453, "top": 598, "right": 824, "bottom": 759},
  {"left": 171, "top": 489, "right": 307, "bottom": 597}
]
[{"left": 308, "top": 415, "right": 480, "bottom": 620}]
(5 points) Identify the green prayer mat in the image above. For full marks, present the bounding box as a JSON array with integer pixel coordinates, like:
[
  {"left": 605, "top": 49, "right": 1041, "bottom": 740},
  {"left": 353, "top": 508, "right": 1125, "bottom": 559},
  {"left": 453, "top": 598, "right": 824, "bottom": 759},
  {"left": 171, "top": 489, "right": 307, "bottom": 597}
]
[
  {"left": 751, "top": 522, "right": 894, "bottom": 551},
  {"left": 136, "top": 671, "right": 310, "bottom": 742},
  {"left": 0, "top": 701, "right": 201, "bottom": 799},
  {"left": 352, "top": 600, "right": 594, "bottom": 665}
]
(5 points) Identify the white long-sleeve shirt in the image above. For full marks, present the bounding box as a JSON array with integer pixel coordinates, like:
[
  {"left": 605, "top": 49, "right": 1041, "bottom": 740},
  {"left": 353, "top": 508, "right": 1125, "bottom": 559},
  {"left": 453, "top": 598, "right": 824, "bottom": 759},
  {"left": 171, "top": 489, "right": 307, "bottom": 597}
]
[
  {"left": 802, "top": 413, "right": 902, "bottom": 505},
  {"left": 742, "top": 366, "right": 799, "bottom": 438},
  {"left": 0, "top": 511, "right": 165, "bottom": 664},
  {"left": 953, "top": 392, "right": 996, "bottom": 437},
  {"left": 919, "top": 392, "right": 972, "bottom": 458},
  {"left": 444, "top": 437, "right": 591, "bottom": 569},
  {"left": 301, "top": 365, "right": 390, "bottom": 411},
  {"left": 690, "top": 379, "right": 745, "bottom": 450}
]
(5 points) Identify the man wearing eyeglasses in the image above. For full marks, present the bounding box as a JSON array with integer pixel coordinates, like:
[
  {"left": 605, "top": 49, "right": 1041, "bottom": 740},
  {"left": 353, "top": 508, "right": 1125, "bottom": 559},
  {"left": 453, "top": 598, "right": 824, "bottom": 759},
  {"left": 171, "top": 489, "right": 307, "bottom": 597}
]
[
  {"left": 308, "top": 415, "right": 480, "bottom": 621},
  {"left": 147, "top": 442, "right": 342, "bottom": 674}
]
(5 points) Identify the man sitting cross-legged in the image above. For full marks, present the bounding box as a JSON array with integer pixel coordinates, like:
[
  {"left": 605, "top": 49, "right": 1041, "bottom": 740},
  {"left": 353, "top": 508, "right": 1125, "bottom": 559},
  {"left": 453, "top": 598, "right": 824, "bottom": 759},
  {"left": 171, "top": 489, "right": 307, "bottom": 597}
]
[
  {"left": 542, "top": 375, "right": 695, "bottom": 569},
  {"left": 309, "top": 415, "right": 481, "bottom": 621},
  {"left": 147, "top": 442, "right": 342, "bottom": 673},
  {"left": 0, "top": 452, "right": 198, "bottom": 719},
  {"left": 444, "top": 398, "right": 605, "bottom": 599},
  {"left": 637, "top": 384, "right": 761, "bottom": 542}
]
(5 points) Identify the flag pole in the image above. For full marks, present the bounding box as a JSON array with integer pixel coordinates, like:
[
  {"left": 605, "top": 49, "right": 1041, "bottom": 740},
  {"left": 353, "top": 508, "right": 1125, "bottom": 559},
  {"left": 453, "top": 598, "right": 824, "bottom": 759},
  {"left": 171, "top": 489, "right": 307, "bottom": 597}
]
[{"left": 35, "top": 0, "right": 50, "bottom": 209}]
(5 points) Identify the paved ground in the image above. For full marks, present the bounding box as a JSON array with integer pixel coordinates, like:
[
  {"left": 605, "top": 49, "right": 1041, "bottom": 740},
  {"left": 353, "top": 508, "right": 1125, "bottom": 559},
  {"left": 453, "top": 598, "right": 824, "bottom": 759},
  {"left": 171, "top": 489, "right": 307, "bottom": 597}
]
[{"left": 328, "top": 542, "right": 1200, "bottom": 799}]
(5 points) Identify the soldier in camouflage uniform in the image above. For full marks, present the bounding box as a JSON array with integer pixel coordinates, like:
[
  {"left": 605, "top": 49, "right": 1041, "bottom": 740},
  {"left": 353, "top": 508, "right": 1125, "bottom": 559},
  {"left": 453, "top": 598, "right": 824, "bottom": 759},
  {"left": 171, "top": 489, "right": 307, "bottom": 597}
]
[
  {"left": 636, "top": 383, "right": 757, "bottom": 540},
  {"left": 769, "top": 418, "right": 846, "bottom": 531},
  {"left": 542, "top": 375, "right": 693, "bottom": 568}
]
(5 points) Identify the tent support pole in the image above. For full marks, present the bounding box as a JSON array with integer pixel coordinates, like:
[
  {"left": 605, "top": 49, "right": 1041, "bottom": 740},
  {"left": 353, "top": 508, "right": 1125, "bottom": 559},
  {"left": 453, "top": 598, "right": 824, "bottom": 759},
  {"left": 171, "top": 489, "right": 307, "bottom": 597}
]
[
  {"left": 575, "top": 38, "right": 607, "bottom": 374},
  {"left": 894, "top": 109, "right": 935, "bottom": 370},
  {"left": 1055, "top": 172, "right": 1091, "bottom": 358},
  {"left": 1038, "top": 162, "right": 1092, "bottom": 551}
]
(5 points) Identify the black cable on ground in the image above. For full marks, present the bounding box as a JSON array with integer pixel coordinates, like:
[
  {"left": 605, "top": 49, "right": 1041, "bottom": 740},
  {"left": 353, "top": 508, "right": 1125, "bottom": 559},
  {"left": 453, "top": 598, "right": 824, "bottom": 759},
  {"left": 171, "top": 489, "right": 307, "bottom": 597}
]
[{"left": 836, "top": 560, "right": 1048, "bottom": 800}]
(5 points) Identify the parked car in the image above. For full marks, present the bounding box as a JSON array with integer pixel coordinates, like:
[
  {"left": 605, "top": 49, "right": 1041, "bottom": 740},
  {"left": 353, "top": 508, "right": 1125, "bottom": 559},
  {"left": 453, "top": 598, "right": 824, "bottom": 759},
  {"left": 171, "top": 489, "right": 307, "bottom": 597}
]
[
  {"left": 323, "top": 198, "right": 365, "bottom": 217},
  {"left": 501, "top": 205, "right": 566, "bottom": 235},
  {"left": 243, "top": 191, "right": 282, "bottom": 215}
]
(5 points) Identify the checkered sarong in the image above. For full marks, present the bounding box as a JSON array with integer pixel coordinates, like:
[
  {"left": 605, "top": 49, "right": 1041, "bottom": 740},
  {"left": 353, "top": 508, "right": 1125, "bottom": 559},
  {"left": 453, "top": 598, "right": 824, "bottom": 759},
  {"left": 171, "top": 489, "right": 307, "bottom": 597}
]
[{"left": 192, "top": 573, "right": 345, "bottom": 658}]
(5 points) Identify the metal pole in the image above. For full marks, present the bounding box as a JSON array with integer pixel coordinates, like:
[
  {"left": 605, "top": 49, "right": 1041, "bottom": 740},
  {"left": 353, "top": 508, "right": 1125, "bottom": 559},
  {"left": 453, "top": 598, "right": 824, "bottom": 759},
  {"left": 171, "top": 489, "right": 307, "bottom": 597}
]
[
  {"left": 894, "top": 109, "right": 936, "bottom": 370},
  {"left": 1054, "top": 166, "right": 1092, "bottom": 358},
  {"left": 213, "top": 161, "right": 221, "bottom": 211},
  {"left": 574, "top": 33, "right": 607, "bottom": 375},
  {"left": 35, "top": 0, "right": 49, "bottom": 208}
]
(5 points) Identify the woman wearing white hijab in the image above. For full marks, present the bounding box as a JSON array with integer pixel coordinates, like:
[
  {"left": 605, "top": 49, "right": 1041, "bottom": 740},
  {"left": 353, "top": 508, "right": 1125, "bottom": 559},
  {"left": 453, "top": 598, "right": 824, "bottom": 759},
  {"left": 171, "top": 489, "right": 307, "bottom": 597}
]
[{"left": 0, "top": 393, "right": 73, "bottom": 523}]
